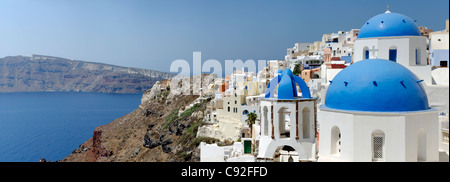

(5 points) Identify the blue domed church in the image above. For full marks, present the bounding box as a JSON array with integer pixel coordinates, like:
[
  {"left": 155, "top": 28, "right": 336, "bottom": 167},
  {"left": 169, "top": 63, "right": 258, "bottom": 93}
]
[
  {"left": 318, "top": 10, "right": 439, "bottom": 162},
  {"left": 257, "top": 69, "right": 318, "bottom": 162},
  {"left": 353, "top": 9, "right": 432, "bottom": 85}
]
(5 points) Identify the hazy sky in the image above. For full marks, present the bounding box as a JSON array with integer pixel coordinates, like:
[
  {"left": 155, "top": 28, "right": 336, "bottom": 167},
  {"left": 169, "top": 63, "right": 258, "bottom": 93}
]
[{"left": 0, "top": 0, "right": 448, "bottom": 73}]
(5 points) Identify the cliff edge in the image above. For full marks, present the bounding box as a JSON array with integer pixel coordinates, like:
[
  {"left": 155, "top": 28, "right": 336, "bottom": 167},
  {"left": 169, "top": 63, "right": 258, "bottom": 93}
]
[{"left": 61, "top": 74, "right": 219, "bottom": 162}]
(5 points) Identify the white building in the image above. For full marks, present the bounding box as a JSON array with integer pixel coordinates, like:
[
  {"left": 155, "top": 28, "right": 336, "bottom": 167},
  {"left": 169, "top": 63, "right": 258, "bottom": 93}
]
[
  {"left": 287, "top": 43, "right": 313, "bottom": 58},
  {"left": 321, "top": 30, "right": 359, "bottom": 59},
  {"left": 353, "top": 10, "right": 432, "bottom": 85},
  {"left": 257, "top": 69, "right": 318, "bottom": 162},
  {"left": 200, "top": 142, "right": 255, "bottom": 162},
  {"left": 318, "top": 59, "right": 439, "bottom": 162},
  {"left": 429, "top": 20, "right": 449, "bottom": 85}
]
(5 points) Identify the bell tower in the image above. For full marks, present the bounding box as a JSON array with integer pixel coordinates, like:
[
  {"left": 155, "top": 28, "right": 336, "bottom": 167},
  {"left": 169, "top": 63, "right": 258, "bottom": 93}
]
[{"left": 257, "top": 69, "right": 318, "bottom": 162}]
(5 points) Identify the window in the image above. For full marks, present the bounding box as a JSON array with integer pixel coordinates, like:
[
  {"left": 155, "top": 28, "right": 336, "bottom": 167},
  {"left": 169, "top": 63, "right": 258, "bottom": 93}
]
[
  {"left": 228, "top": 107, "right": 230, "bottom": 112},
  {"left": 373, "top": 136, "right": 384, "bottom": 160},
  {"left": 415, "top": 48, "right": 421, "bottom": 65},
  {"left": 389, "top": 49, "right": 397, "bottom": 62},
  {"left": 372, "top": 130, "right": 385, "bottom": 161},
  {"left": 235, "top": 100, "right": 237, "bottom": 104}
]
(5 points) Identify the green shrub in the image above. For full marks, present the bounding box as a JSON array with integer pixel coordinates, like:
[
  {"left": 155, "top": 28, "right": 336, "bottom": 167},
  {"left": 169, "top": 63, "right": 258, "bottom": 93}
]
[
  {"left": 179, "top": 118, "right": 205, "bottom": 144},
  {"left": 180, "top": 103, "right": 202, "bottom": 118},
  {"left": 161, "top": 107, "right": 180, "bottom": 131},
  {"left": 162, "top": 90, "right": 170, "bottom": 98}
]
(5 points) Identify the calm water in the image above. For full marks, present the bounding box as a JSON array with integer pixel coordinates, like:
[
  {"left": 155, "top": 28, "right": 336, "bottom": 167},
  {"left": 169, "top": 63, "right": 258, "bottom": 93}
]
[{"left": 0, "top": 92, "right": 142, "bottom": 162}]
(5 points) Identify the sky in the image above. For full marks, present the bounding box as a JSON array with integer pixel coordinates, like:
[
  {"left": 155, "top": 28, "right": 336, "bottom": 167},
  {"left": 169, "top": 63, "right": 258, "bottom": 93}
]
[{"left": 0, "top": 0, "right": 448, "bottom": 74}]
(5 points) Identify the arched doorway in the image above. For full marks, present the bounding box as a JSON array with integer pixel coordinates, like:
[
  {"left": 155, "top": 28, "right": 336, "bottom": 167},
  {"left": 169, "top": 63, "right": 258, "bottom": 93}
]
[
  {"left": 273, "top": 145, "right": 298, "bottom": 162},
  {"left": 363, "top": 46, "right": 369, "bottom": 59},
  {"left": 331, "top": 126, "right": 341, "bottom": 155},
  {"left": 389, "top": 46, "right": 398, "bottom": 62},
  {"left": 278, "top": 107, "right": 291, "bottom": 138}
]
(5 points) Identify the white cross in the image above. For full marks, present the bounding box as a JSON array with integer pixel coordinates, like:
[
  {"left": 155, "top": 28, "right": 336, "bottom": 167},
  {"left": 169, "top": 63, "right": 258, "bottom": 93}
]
[{"left": 369, "top": 45, "right": 379, "bottom": 59}]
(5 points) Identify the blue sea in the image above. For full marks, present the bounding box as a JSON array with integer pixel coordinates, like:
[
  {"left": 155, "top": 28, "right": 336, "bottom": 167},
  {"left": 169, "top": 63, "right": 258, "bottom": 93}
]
[{"left": 0, "top": 92, "right": 142, "bottom": 162}]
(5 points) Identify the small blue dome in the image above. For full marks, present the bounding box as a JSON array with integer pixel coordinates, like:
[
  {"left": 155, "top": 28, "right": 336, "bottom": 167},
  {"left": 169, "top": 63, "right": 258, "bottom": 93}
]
[
  {"left": 324, "top": 59, "right": 430, "bottom": 112},
  {"left": 358, "top": 12, "right": 421, "bottom": 39},
  {"left": 265, "top": 69, "right": 311, "bottom": 99}
]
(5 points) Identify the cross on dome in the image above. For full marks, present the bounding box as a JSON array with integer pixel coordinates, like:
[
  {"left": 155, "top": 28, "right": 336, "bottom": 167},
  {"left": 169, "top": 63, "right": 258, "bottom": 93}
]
[{"left": 385, "top": 5, "right": 391, "bottom": 13}]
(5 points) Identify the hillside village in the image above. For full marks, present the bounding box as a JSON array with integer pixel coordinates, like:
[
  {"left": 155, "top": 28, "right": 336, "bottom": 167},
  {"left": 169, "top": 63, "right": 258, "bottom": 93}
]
[{"left": 151, "top": 11, "right": 449, "bottom": 162}]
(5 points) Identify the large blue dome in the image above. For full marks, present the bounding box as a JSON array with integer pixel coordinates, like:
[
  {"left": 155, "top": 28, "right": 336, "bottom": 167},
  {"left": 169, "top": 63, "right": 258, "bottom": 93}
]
[
  {"left": 324, "top": 59, "right": 430, "bottom": 112},
  {"left": 358, "top": 12, "right": 421, "bottom": 39}
]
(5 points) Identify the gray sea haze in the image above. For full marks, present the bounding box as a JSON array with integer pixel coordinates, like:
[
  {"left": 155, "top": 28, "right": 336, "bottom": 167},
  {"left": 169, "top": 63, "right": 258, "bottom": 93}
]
[{"left": 0, "top": 92, "right": 142, "bottom": 162}]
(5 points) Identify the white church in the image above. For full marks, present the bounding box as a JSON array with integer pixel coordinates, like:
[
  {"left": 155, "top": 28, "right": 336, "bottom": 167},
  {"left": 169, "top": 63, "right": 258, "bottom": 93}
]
[
  {"left": 318, "top": 10, "right": 440, "bottom": 162},
  {"left": 353, "top": 9, "right": 432, "bottom": 85}
]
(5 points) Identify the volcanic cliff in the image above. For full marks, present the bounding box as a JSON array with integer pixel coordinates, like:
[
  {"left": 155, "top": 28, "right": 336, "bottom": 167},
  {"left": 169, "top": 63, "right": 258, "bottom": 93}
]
[{"left": 61, "top": 74, "right": 220, "bottom": 162}]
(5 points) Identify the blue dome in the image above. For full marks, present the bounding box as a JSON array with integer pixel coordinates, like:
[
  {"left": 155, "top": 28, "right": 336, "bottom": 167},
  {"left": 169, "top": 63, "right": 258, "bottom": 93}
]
[
  {"left": 265, "top": 69, "right": 311, "bottom": 99},
  {"left": 358, "top": 12, "right": 421, "bottom": 39},
  {"left": 324, "top": 59, "right": 430, "bottom": 112}
]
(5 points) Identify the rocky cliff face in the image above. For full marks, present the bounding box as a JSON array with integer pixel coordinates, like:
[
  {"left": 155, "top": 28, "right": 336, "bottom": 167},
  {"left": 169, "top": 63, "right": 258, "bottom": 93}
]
[
  {"left": 61, "top": 74, "right": 220, "bottom": 162},
  {"left": 0, "top": 55, "right": 174, "bottom": 93}
]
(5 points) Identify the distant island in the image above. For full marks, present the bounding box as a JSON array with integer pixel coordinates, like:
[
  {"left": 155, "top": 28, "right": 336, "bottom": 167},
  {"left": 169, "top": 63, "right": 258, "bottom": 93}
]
[{"left": 0, "top": 55, "right": 174, "bottom": 93}]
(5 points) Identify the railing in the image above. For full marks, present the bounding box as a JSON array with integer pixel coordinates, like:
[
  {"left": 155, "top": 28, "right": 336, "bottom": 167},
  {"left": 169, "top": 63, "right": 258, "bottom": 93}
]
[{"left": 443, "top": 129, "right": 449, "bottom": 144}]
